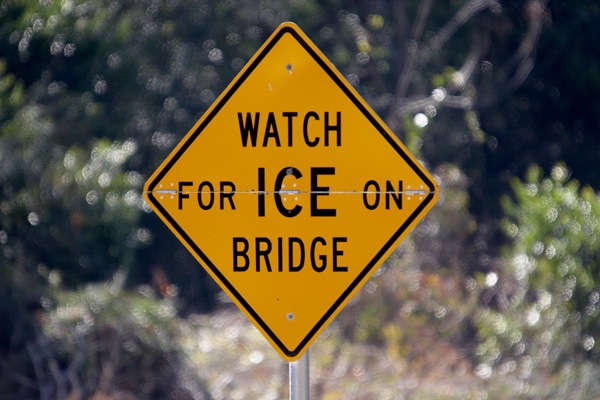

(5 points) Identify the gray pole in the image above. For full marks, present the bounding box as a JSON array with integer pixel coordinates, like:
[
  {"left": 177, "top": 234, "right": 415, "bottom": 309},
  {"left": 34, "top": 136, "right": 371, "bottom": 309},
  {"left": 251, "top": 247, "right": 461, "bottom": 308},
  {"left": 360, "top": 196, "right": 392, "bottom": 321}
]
[{"left": 289, "top": 349, "right": 310, "bottom": 400}]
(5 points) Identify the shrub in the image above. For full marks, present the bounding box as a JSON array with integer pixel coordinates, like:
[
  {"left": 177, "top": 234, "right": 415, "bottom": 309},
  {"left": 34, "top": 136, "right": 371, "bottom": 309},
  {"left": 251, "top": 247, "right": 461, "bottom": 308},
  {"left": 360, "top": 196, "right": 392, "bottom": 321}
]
[{"left": 476, "top": 164, "right": 600, "bottom": 397}]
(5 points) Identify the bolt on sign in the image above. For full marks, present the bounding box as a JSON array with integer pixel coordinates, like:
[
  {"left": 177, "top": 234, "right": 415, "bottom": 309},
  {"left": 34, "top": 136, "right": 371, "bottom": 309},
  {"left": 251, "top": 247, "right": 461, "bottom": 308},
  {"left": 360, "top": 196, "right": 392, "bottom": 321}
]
[{"left": 144, "top": 22, "right": 438, "bottom": 361}]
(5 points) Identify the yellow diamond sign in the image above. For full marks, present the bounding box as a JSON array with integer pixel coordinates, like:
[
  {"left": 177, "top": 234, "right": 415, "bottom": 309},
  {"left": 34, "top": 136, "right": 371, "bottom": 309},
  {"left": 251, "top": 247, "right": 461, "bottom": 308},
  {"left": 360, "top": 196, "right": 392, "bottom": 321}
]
[{"left": 144, "top": 22, "right": 438, "bottom": 361}]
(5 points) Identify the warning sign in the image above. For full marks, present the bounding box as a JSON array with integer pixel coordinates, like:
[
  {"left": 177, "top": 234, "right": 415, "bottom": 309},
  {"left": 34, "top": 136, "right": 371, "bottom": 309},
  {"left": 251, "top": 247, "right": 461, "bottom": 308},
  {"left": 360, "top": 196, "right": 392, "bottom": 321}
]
[{"left": 144, "top": 22, "right": 438, "bottom": 361}]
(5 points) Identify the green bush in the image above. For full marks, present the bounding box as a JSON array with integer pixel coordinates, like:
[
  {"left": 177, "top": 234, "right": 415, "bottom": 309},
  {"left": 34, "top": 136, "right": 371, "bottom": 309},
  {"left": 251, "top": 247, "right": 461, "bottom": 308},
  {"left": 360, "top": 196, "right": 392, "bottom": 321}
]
[
  {"left": 476, "top": 164, "right": 600, "bottom": 397},
  {"left": 12, "top": 275, "right": 211, "bottom": 399}
]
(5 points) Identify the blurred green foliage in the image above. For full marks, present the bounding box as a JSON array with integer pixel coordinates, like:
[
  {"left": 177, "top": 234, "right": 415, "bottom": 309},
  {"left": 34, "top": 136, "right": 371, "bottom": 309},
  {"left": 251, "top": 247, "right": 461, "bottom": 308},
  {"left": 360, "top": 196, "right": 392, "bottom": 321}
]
[
  {"left": 24, "top": 274, "right": 210, "bottom": 399},
  {"left": 476, "top": 164, "right": 600, "bottom": 396},
  {"left": 1, "top": 0, "right": 600, "bottom": 398}
]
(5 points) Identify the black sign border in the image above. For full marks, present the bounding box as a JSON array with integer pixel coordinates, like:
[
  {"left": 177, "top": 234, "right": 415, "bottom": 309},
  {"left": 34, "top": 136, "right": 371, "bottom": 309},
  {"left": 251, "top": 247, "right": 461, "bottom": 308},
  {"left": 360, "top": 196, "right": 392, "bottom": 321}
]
[{"left": 146, "top": 23, "right": 437, "bottom": 359}]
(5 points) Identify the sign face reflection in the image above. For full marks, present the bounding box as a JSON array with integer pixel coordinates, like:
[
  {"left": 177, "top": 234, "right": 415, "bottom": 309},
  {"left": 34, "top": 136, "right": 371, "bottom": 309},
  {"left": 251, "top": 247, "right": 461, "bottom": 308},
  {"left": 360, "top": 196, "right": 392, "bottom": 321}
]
[{"left": 144, "top": 22, "right": 438, "bottom": 361}]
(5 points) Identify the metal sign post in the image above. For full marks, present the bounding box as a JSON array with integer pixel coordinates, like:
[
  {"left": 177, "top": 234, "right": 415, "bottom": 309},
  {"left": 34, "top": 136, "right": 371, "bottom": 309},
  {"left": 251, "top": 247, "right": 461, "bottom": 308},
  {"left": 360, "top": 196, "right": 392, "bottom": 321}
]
[{"left": 290, "top": 349, "right": 309, "bottom": 400}]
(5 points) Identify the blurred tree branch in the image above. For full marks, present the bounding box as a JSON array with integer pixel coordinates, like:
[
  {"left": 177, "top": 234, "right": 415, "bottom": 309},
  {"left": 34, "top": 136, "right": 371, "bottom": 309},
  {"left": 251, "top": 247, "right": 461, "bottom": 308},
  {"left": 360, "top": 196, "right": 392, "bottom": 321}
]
[
  {"left": 385, "top": 0, "right": 548, "bottom": 129},
  {"left": 479, "top": 0, "right": 549, "bottom": 106}
]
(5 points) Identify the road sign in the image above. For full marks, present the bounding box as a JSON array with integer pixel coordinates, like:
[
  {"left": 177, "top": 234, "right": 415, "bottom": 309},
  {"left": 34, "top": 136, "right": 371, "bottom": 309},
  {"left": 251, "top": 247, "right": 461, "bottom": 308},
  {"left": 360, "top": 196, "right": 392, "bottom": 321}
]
[{"left": 144, "top": 22, "right": 438, "bottom": 361}]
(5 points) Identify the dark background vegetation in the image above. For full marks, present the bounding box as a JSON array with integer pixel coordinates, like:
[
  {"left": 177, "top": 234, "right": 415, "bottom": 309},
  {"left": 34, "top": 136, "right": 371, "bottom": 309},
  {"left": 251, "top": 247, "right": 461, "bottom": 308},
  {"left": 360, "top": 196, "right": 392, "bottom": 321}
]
[{"left": 1, "top": 0, "right": 600, "bottom": 398}]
